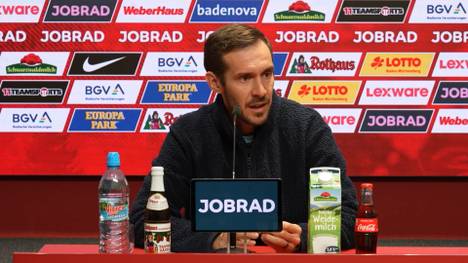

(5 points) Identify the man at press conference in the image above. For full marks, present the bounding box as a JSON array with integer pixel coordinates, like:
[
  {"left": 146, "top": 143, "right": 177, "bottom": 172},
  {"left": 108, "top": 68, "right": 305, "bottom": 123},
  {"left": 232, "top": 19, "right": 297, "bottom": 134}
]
[{"left": 130, "top": 24, "right": 357, "bottom": 252}]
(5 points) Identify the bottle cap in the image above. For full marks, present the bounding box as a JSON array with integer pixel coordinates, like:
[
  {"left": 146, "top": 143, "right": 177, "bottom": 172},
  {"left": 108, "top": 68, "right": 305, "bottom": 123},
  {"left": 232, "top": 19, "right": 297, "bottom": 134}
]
[
  {"left": 151, "top": 166, "right": 164, "bottom": 175},
  {"left": 318, "top": 170, "right": 333, "bottom": 184},
  {"left": 361, "top": 183, "right": 373, "bottom": 190},
  {"left": 107, "top": 152, "right": 120, "bottom": 167}
]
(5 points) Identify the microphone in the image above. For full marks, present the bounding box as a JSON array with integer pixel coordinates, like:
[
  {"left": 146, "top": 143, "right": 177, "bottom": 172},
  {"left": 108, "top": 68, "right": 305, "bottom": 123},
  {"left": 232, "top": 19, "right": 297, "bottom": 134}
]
[{"left": 231, "top": 106, "right": 240, "bottom": 179}]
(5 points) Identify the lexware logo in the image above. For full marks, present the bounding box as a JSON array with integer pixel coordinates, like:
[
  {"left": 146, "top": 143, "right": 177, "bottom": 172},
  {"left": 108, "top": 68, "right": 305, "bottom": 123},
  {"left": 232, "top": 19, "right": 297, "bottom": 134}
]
[
  {"left": 287, "top": 52, "right": 361, "bottom": 77},
  {"left": 68, "top": 80, "right": 142, "bottom": 105},
  {"left": 0, "top": 80, "right": 69, "bottom": 104},
  {"left": 68, "top": 52, "right": 142, "bottom": 76},
  {"left": 360, "top": 53, "right": 434, "bottom": 77},
  {"left": 0, "top": 0, "right": 44, "bottom": 23},
  {"left": 359, "top": 109, "right": 433, "bottom": 133},
  {"left": 432, "top": 109, "right": 468, "bottom": 133},
  {"left": 262, "top": 0, "right": 338, "bottom": 23},
  {"left": 336, "top": 0, "right": 409, "bottom": 23},
  {"left": 43, "top": 0, "right": 117, "bottom": 22},
  {"left": 0, "top": 108, "right": 69, "bottom": 132},
  {"left": 432, "top": 53, "right": 468, "bottom": 77},
  {"left": 410, "top": 0, "right": 468, "bottom": 23},
  {"left": 141, "top": 108, "right": 197, "bottom": 133},
  {"left": 288, "top": 80, "right": 361, "bottom": 105},
  {"left": 0, "top": 52, "right": 69, "bottom": 76},
  {"left": 140, "top": 52, "right": 205, "bottom": 77},
  {"left": 359, "top": 81, "right": 435, "bottom": 105},
  {"left": 116, "top": 0, "right": 190, "bottom": 23},
  {"left": 190, "top": 0, "right": 264, "bottom": 23},
  {"left": 315, "top": 108, "right": 362, "bottom": 133}
]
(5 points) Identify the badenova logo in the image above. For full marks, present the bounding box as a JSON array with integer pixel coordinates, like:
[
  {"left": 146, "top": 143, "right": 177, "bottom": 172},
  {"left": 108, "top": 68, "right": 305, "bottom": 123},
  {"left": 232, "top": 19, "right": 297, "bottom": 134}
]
[
  {"left": 0, "top": 52, "right": 69, "bottom": 76},
  {"left": 315, "top": 108, "right": 362, "bottom": 133},
  {"left": 360, "top": 53, "right": 435, "bottom": 77},
  {"left": 432, "top": 109, "right": 468, "bottom": 133},
  {"left": 359, "top": 80, "right": 435, "bottom": 105},
  {"left": 287, "top": 52, "right": 361, "bottom": 76},
  {"left": 263, "top": 0, "right": 338, "bottom": 23},
  {"left": 116, "top": 0, "right": 190, "bottom": 23},
  {"left": 288, "top": 80, "right": 361, "bottom": 105},
  {"left": 410, "top": 0, "right": 468, "bottom": 23},
  {"left": 0, "top": 108, "right": 69, "bottom": 132},
  {"left": 359, "top": 109, "right": 433, "bottom": 133},
  {"left": 67, "top": 80, "right": 142, "bottom": 105},
  {"left": 68, "top": 52, "right": 142, "bottom": 76},
  {"left": 44, "top": 0, "right": 117, "bottom": 22},
  {"left": 141, "top": 81, "right": 211, "bottom": 104},
  {"left": 0, "top": 80, "right": 68, "bottom": 104},
  {"left": 140, "top": 52, "right": 205, "bottom": 77},
  {"left": 336, "top": 0, "right": 409, "bottom": 23},
  {"left": 68, "top": 109, "right": 141, "bottom": 132},
  {"left": 432, "top": 52, "right": 468, "bottom": 77},
  {"left": 0, "top": 0, "right": 45, "bottom": 23},
  {"left": 433, "top": 81, "right": 468, "bottom": 105},
  {"left": 189, "top": 0, "right": 264, "bottom": 23},
  {"left": 141, "top": 108, "right": 197, "bottom": 133}
]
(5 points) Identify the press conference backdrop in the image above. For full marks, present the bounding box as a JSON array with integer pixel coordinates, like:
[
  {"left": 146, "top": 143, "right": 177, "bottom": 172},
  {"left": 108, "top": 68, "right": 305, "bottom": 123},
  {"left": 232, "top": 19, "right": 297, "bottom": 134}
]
[{"left": 0, "top": 0, "right": 467, "bottom": 176}]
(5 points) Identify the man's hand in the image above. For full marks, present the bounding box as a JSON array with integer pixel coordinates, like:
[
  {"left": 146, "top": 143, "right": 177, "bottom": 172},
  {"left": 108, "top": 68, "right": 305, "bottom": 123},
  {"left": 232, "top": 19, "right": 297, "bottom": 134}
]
[
  {"left": 212, "top": 232, "right": 260, "bottom": 250},
  {"left": 261, "top": 221, "right": 302, "bottom": 253}
]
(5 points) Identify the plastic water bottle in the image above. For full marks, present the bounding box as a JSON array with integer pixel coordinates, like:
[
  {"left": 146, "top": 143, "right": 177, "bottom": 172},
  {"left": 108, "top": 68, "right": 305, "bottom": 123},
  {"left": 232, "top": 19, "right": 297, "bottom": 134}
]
[{"left": 98, "top": 152, "right": 131, "bottom": 253}]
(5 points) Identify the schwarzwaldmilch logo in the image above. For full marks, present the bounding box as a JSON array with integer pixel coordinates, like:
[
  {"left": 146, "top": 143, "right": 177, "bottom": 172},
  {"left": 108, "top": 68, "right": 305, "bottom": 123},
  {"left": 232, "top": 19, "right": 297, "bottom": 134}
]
[
  {"left": 6, "top": 53, "right": 57, "bottom": 74},
  {"left": 68, "top": 53, "right": 141, "bottom": 76},
  {"left": 274, "top": 1, "right": 325, "bottom": 21},
  {"left": 0, "top": 81, "right": 68, "bottom": 103},
  {"left": 336, "top": 0, "right": 409, "bottom": 22}
]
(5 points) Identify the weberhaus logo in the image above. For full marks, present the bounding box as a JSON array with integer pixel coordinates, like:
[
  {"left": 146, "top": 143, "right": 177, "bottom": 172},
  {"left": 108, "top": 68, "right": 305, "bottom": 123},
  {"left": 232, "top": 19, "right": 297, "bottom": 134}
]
[{"left": 116, "top": 0, "right": 190, "bottom": 23}]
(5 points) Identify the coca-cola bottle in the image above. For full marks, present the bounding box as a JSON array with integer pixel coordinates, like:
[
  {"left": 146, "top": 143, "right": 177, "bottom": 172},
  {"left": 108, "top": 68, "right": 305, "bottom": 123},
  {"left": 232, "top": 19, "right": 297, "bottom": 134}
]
[{"left": 355, "top": 183, "right": 378, "bottom": 254}]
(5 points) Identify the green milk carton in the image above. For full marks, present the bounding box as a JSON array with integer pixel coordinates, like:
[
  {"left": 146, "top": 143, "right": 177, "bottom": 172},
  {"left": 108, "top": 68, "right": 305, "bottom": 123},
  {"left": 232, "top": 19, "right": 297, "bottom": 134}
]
[{"left": 308, "top": 167, "right": 341, "bottom": 253}]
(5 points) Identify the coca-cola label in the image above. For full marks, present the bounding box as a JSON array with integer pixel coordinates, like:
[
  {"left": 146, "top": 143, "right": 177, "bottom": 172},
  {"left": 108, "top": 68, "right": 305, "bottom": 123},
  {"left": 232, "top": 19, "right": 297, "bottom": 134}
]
[
  {"left": 99, "top": 197, "right": 129, "bottom": 222},
  {"left": 146, "top": 193, "right": 169, "bottom": 211},
  {"left": 144, "top": 222, "right": 171, "bottom": 253},
  {"left": 355, "top": 218, "right": 379, "bottom": 232}
]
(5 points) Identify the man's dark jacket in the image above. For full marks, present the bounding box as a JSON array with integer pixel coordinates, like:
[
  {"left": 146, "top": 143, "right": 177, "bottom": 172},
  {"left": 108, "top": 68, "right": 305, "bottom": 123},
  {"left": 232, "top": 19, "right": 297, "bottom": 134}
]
[{"left": 130, "top": 93, "right": 357, "bottom": 252}]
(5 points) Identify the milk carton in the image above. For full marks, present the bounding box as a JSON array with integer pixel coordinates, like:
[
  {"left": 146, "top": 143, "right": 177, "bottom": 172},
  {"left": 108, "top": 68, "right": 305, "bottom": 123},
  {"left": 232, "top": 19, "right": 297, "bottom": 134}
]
[{"left": 308, "top": 167, "right": 341, "bottom": 253}]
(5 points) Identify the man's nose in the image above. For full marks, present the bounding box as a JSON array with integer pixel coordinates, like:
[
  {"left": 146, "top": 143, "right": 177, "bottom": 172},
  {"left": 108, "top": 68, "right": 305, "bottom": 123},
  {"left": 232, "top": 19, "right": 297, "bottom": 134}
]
[{"left": 251, "top": 77, "right": 267, "bottom": 97}]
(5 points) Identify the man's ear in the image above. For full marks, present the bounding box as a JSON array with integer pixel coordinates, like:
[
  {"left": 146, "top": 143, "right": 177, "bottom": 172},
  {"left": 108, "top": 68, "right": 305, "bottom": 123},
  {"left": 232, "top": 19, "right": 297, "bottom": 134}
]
[{"left": 205, "top": 71, "right": 222, "bottom": 94}]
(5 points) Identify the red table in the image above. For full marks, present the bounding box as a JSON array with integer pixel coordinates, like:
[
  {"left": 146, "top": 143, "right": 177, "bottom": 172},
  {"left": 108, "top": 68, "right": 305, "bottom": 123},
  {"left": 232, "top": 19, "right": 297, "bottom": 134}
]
[{"left": 13, "top": 244, "right": 468, "bottom": 263}]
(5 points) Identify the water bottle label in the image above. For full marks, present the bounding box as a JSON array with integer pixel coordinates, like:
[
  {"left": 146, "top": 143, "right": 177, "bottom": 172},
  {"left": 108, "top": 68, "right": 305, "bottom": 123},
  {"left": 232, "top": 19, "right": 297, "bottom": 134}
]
[
  {"left": 99, "top": 197, "right": 129, "bottom": 222},
  {"left": 355, "top": 218, "right": 379, "bottom": 232},
  {"left": 146, "top": 193, "right": 169, "bottom": 211},
  {"left": 144, "top": 223, "right": 171, "bottom": 253}
]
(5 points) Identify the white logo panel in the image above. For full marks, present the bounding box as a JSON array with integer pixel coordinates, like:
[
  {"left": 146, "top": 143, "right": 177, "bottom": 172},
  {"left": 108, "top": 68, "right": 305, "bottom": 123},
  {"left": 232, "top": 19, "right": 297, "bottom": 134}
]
[
  {"left": 274, "top": 80, "right": 289, "bottom": 98},
  {"left": 315, "top": 108, "right": 362, "bottom": 133},
  {"left": 140, "top": 52, "right": 205, "bottom": 77},
  {"left": 0, "top": 52, "right": 69, "bottom": 76},
  {"left": 410, "top": 0, "right": 468, "bottom": 23},
  {"left": 359, "top": 80, "right": 435, "bottom": 105},
  {"left": 0, "top": 108, "right": 69, "bottom": 132},
  {"left": 263, "top": 0, "right": 338, "bottom": 23},
  {"left": 433, "top": 52, "right": 468, "bottom": 77},
  {"left": 140, "top": 108, "right": 198, "bottom": 133},
  {"left": 68, "top": 80, "right": 143, "bottom": 104},
  {"left": 0, "top": 0, "right": 45, "bottom": 23},
  {"left": 432, "top": 109, "right": 468, "bottom": 133},
  {"left": 116, "top": 0, "right": 190, "bottom": 23}
]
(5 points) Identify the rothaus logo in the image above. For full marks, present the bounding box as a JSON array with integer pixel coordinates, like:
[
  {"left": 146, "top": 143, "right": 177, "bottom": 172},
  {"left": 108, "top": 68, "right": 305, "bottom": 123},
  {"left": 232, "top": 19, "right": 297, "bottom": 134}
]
[
  {"left": 198, "top": 199, "right": 276, "bottom": 214},
  {"left": 44, "top": 0, "right": 117, "bottom": 22},
  {"left": 68, "top": 53, "right": 141, "bottom": 76},
  {"left": 287, "top": 52, "right": 361, "bottom": 76},
  {"left": 190, "top": 0, "right": 264, "bottom": 23},
  {"left": 337, "top": 0, "right": 409, "bottom": 23}
]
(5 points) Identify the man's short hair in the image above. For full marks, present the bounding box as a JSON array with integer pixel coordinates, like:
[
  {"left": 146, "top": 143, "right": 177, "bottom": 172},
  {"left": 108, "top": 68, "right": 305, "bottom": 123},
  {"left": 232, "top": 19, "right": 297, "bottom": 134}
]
[{"left": 204, "top": 24, "right": 273, "bottom": 85}]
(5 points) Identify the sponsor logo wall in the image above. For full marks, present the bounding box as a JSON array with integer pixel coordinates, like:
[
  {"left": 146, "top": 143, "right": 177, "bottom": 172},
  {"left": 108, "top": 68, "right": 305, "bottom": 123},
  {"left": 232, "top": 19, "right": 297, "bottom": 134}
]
[{"left": 0, "top": 0, "right": 467, "bottom": 177}]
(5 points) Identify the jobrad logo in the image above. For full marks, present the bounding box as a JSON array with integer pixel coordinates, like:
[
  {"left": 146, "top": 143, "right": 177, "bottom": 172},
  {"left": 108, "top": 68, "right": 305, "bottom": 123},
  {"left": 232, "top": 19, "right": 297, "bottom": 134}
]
[
  {"left": 359, "top": 81, "right": 435, "bottom": 105},
  {"left": 68, "top": 53, "right": 141, "bottom": 76},
  {"left": 410, "top": 0, "right": 468, "bottom": 23},
  {"left": 0, "top": 52, "right": 69, "bottom": 76},
  {"left": 359, "top": 109, "right": 433, "bottom": 133},
  {"left": 141, "top": 81, "right": 211, "bottom": 104},
  {"left": 432, "top": 109, "right": 468, "bottom": 133},
  {"left": 262, "top": 0, "right": 339, "bottom": 23},
  {"left": 433, "top": 82, "right": 468, "bottom": 105},
  {"left": 0, "top": 0, "right": 44, "bottom": 23},
  {"left": 44, "top": 0, "right": 117, "bottom": 22},
  {"left": 287, "top": 52, "right": 361, "bottom": 76},
  {"left": 360, "top": 53, "right": 434, "bottom": 77},
  {"left": 315, "top": 108, "right": 362, "bottom": 133},
  {"left": 0, "top": 80, "right": 68, "bottom": 104},
  {"left": 141, "top": 108, "right": 196, "bottom": 133},
  {"left": 68, "top": 80, "right": 142, "bottom": 105},
  {"left": 0, "top": 108, "right": 69, "bottom": 132},
  {"left": 432, "top": 52, "right": 468, "bottom": 77},
  {"left": 140, "top": 52, "right": 205, "bottom": 77},
  {"left": 336, "top": 0, "right": 409, "bottom": 23},
  {"left": 68, "top": 109, "right": 141, "bottom": 132},
  {"left": 288, "top": 80, "right": 361, "bottom": 105},
  {"left": 116, "top": 0, "right": 190, "bottom": 23},
  {"left": 190, "top": 0, "right": 264, "bottom": 23}
]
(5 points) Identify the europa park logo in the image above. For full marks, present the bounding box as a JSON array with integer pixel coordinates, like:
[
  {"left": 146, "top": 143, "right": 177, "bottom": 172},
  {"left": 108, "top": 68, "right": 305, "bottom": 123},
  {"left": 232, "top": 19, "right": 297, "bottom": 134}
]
[
  {"left": 274, "top": 1, "right": 325, "bottom": 21},
  {"left": 6, "top": 53, "right": 57, "bottom": 74},
  {"left": 360, "top": 53, "right": 435, "bottom": 77}
]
